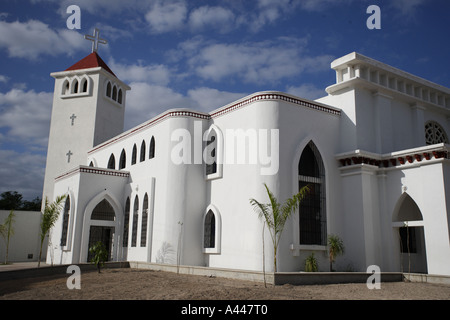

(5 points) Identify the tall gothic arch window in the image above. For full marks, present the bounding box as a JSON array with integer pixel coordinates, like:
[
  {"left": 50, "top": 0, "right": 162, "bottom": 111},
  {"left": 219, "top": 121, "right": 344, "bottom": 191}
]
[
  {"left": 132, "top": 144, "right": 137, "bottom": 165},
  {"left": 72, "top": 79, "right": 79, "bottom": 94},
  {"left": 149, "top": 136, "right": 155, "bottom": 159},
  {"left": 62, "top": 80, "right": 70, "bottom": 95},
  {"left": 107, "top": 154, "right": 115, "bottom": 169},
  {"left": 204, "top": 210, "right": 216, "bottom": 248},
  {"left": 112, "top": 85, "right": 117, "bottom": 101},
  {"left": 123, "top": 197, "right": 130, "bottom": 247},
  {"left": 119, "top": 149, "right": 126, "bottom": 169},
  {"left": 425, "top": 121, "right": 448, "bottom": 145},
  {"left": 118, "top": 89, "right": 123, "bottom": 104},
  {"left": 140, "top": 140, "right": 146, "bottom": 162},
  {"left": 131, "top": 196, "right": 139, "bottom": 247},
  {"left": 205, "top": 133, "right": 217, "bottom": 176},
  {"left": 106, "top": 81, "right": 112, "bottom": 98},
  {"left": 60, "top": 196, "right": 70, "bottom": 246},
  {"left": 298, "top": 141, "right": 326, "bottom": 246},
  {"left": 140, "top": 193, "right": 149, "bottom": 247},
  {"left": 80, "top": 78, "right": 88, "bottom": 93}
]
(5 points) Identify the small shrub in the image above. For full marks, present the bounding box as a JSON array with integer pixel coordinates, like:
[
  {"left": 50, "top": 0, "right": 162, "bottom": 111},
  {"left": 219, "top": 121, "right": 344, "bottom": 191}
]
[
  {"left": 89, "top": 241, "right": 108, "bottom": 273},
  {"left": 305, "top": 253, "right": 318, "bottom": 272}
]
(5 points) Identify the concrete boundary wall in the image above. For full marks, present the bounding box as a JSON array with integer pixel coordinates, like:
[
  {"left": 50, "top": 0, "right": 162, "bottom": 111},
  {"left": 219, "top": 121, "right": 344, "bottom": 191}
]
[
  {"left": 129, "top": 261, "right": 273, "bottom": 284},
  {"left": 274, "top": 272, "right": 402, "bottom": 285},
  {"left": 130, "top": 261, "right": 404, "bottom": 285},
  {"left": 1, "top": 261, "right": 449, "bottom": 286},
  {"left": 404, "top": 273, "right": 450, "bottom": 285},
  {"left": 0, "top": 261, "right": 129, "bottom": 282}
]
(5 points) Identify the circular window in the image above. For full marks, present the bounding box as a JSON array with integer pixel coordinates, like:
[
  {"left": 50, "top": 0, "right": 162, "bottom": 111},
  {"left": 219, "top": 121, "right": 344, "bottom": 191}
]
[{"left": 425, "top": 121, "right": 449, "bottom": 145}]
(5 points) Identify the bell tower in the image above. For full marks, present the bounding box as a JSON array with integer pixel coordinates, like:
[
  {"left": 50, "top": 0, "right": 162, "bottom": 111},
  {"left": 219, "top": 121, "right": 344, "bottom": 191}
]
[{"left": 42, "top": 29, "right": 130, "bottom": 208}]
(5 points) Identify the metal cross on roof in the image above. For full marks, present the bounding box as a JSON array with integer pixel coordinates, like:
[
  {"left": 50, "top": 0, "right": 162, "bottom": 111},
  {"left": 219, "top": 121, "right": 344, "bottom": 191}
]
[{"left": 84, "top": 28, "right": 107, "bottom": 53}]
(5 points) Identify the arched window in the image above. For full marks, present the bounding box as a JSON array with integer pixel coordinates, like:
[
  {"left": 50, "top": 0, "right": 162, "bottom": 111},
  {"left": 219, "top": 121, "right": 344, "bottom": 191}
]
[
  {"left": 131, "top": 196, "right": 139, "bottom": 247},
  {"left": 140, "top": 140, "right": 146, "bottom": 162},
  {"left": 106, "top": 82, "right": 112, "bottom": 97},
  {"left": 392, "top": 194, "right": 426, "bottom": 272},
  {"left": 298, "top": 141, "right": 326, "bottom": 246},
  {"left": 72, "top": 79, "right": 79, "bottom": 94},
  {"left": 62, "top": 80, "right": 70, "bottom": 95},
  {"left": 132, "top": 144, "right": 137, "bottom": 165},
  {"left": 112, "top": 85, "right": 117, "bottom": 101},
  {"left": 60, "top": 196, "right": 70, "bottom": 246},
  {"left": 204, "top": 210, "right": 216, "bottom": 248},
  {"left": 149, "top": 136, "right": 155, "bottom": 159},
  {"left": 119, "top": 149, "right": 126, "bottom": 169},
  {"left": 123, "top": 197, "right": 130, "bottom": 247},
  {"left": 89, "top": 161, "right": 94, "bottom": 167},
  {"left": 81, "top": 78, "right": 88, "bottom": 93},
  {"left": 118, "top": 89, "right": 123, "bottom": 104},
  {"left": 425, "top": 121, "right": 448, "bottom": 145},
  {"left": 91, "top": 199, "right": 115, "bottom": 221},
  {"left": 203, "top": 125, "right": 223, "bottom": 179},
  {"left": 107, "top": 154, "right": 115, "bottom": 169},
  {"left": 140, "top": 193, "right": 149, "bottom": 247},
  {"left": 205, "top": 134, "right": 217, "bottom": 175}
]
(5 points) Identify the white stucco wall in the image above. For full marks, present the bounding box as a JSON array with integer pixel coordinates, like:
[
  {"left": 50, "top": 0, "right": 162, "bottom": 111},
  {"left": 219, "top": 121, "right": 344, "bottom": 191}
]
[{"left": 0, "top": 210, "right": 42, "bottom": 263}]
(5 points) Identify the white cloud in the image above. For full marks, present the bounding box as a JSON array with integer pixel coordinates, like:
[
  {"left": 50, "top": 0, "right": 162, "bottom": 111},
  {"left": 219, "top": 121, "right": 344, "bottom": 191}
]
[
  {"left": 286, "top": 84, "right": 326, "bottom": 100},
  {"left": 108, "top": 59, "right": 171, "bottom": 85},
  {"left": 31, "top": 0, "right": 148, "bottom": 16},
  {"left": 186, "top": 37, "right": 332, "bottom": 84},
  {"left": 124, "top": 82, "right": 248, "bottom": 129},
  {"left": 93, "top": 23, "right": 133, "bottom": 41},
  {"left": 0, "top": 149, "right": 46, "bottom": 200},
  {"left": 0, "top": 88, "right": 52, "bottom": 147},
  {"left": 187, "top": 87, "right": 246, "bottom": 112},
  {"left": 124, "top": 82, "right": 190, "bottom": 129},
  {"left": 248, "top": 0, "right": 294, "bottom": 32},
  {"left": 188, "top": 6, "right": 236, "bottom": 33},
  {"left": 297, "top": 0, "right": 351, "bottom": 11},
  {"left": 390, "top": 0, "right": 426, "bottom": 18},
  {"left": 0, "top": 19, "right": 85, "bottom": 60},
  {"left": 0, "top": 75, "right": 9, "bottom": 83},
  {"left": 145, "top": 1, "right": 187, "bottom": 34}
]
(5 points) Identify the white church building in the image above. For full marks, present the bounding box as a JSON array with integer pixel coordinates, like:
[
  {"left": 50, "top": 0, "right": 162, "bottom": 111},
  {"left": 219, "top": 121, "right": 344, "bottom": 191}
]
[{"left": 42, "top": 48, "right": 450, "bottom": 276}]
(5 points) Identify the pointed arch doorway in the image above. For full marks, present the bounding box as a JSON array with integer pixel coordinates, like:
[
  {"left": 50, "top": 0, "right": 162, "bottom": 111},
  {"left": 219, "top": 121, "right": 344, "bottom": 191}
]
[
  {"left": 87, "top": 199, "right": 116, "bottom": 262},
  {"left": 392, "top": 193, "right": 428, "bottom": 273},
  {"left": 80, "top": 192, "right": 123, "bottom": 263}
]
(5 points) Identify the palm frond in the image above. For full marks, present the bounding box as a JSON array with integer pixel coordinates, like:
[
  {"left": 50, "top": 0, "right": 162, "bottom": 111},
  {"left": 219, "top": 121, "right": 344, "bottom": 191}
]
[
  {"left": 250, "top": 197, "right": 275, "bottom": 242},
  {"left": 281, "top": 184, "right": 310, "bottom": 218}
]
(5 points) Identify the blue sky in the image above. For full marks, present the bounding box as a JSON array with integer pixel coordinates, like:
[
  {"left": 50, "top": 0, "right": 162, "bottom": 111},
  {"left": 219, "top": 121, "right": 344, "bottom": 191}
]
[{"left": 0, "top": 0, "right": 449, "bottom": 201}]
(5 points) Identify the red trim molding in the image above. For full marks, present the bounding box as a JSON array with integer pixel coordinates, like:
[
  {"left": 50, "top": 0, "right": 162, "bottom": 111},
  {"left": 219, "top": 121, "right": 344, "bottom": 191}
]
[{"left": 339, "top": 150, "right": 448, "bottom": 168}]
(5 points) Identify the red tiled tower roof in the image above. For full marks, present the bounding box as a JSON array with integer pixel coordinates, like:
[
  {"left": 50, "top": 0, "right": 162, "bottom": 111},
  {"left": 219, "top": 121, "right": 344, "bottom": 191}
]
[{"left": 65, "top": 52, "right": 116, "bottom": 77}]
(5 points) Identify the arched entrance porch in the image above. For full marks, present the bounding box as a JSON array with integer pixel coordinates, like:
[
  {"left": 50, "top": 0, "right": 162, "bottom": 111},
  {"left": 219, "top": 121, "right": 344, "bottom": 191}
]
[
  {"left": 392, "top": 193, "right": 427, "bottom": 273},
  {"left": 87, "top": 199, "right": 115, "bottom": 262},
  {"left": 80, "top": 192, "right": 123, "bottom": 263}
]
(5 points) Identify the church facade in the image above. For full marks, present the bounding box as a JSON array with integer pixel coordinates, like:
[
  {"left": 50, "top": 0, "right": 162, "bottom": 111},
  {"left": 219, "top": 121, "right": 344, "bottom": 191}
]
[{"left": 43, "top": 51, "right": 450, "bottom": 276}]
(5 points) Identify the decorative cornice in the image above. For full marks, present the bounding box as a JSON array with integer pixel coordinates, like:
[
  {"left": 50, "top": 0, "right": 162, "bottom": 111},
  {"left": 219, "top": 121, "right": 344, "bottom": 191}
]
[
  {"left": 337, "top": 144, "right": 449, "bottom": 169},
  {"left": 55, "top": 166, "right": 130, "bottom": 181},
  {"left": 210, "top": 93, "right": 341, "bottom": 118}
]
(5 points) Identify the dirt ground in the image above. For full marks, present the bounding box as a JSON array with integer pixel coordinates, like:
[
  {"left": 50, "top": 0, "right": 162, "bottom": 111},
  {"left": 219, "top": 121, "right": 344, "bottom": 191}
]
[{"left": 0, "top": 267, "right": 449, "bottom": 301}]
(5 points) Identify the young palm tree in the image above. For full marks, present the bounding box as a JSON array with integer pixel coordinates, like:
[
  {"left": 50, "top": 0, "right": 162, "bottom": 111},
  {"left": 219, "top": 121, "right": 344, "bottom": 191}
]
[
  {"left": 38, "top": 195, "right": 66, "bottom": 267},
  {"left": 0, "top": 210, "right": 15, "bottom": 264},
  {"left": 328, "top": 234, "right": 345, "bottom": 271},
  {"left": 250, "top": 183, "right": 309, "bottom": 272},
  {"left": 305, "top": 252, "right": 318, "bottom": 272},
  {"left": 89, "top": 241, "right": 108, "bottom": 273}
]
